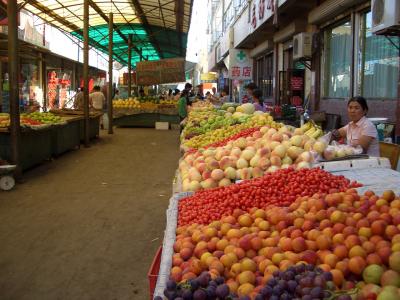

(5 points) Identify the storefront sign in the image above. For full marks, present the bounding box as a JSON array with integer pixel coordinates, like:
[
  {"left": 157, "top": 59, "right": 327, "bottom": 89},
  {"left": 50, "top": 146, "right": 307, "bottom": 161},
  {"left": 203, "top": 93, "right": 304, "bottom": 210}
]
[
  {"left": 291, "top": 76, "right": 303, "bottom": 91},
  {"left": 248, "top": 0, "right": 287, "bottom": 34},
  {"left": 200, "top": 73, "right": 218, "bottom": 81},
  {"left": 136, "top": 58, "right": 185, "bottom": 85},
  {"left": 122, "top": 72, "right": 137, "bottom": 86},
  {"left": 229, "top": 49, "right": 253, "bottom": 81}
]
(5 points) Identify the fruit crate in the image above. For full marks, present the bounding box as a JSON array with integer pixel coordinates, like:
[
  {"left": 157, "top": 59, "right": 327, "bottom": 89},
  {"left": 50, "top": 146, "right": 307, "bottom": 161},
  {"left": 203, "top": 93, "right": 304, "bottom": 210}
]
[{"left": 148, "top": 246, "right": 162, "bottom": 300}]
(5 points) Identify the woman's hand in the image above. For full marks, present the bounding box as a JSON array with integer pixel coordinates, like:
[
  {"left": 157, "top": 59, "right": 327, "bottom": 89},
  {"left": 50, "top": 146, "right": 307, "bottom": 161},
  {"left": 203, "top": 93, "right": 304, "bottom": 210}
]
[{"left": 355, "top": 136, "right": 374, "bottom": 153}]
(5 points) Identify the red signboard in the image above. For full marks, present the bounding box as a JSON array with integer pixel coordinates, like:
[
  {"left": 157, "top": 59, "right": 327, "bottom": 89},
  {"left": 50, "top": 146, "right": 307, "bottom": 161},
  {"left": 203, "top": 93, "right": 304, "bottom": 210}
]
[{"left": 291, "top": 77, "right": 304, "bottom": 91}]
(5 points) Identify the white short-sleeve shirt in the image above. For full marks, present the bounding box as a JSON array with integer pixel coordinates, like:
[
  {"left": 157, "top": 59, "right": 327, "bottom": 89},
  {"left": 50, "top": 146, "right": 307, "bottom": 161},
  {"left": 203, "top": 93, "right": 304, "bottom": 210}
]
[
  {"left": 342, "top": 116, "right": 380, "bottom": 157},
  {"left": 89, "top": 91, "right": 105, "bottom": 110}
]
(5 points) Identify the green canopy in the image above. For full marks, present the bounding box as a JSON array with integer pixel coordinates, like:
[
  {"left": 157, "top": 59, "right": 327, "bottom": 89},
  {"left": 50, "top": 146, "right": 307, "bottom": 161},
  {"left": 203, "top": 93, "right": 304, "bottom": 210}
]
[
  {"left": 17, "top": 0, "right": 193, "bottom": 66},
  {"left": 71, "top": 23, "right": 188, "bottom": 66}
]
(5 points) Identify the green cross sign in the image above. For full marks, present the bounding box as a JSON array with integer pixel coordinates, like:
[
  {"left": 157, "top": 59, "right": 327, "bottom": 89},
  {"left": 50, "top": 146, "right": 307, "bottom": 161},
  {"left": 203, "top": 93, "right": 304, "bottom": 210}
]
[{"left": 237, "top": 50, "right": 246, "bottom": 61}]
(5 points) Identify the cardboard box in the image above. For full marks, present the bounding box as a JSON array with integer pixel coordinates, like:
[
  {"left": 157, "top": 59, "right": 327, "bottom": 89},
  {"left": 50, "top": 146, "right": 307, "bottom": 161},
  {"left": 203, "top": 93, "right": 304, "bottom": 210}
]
[{"left": 155, "top": 122, "right": 169, "bottom": 130}]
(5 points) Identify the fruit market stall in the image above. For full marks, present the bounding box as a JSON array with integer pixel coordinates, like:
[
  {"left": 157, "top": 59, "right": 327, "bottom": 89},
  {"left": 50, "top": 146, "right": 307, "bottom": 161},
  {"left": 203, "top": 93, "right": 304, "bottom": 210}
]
[
  {"left": 0, "top": 125, "right": 53, "bottom": 171},
  {"left": 149, "top": 101, "right": 400, "bottom": 300},
  {"left": 153, "top": 170, "right": 400, "bottom": 300},
  {"left": 50, "top": 109, "right": 103, "bottom": 142},
  {"left": 0, "top": 112, "right": 91, "bottom": 170},
  {"left": 113, "top": 97, "right": 179, "bottom": 128}
]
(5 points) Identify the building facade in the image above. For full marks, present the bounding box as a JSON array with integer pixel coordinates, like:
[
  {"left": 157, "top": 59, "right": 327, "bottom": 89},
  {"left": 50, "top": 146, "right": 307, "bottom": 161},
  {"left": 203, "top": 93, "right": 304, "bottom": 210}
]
[{"left": 206, "top": 0, "right": 399, "bottom": 139}]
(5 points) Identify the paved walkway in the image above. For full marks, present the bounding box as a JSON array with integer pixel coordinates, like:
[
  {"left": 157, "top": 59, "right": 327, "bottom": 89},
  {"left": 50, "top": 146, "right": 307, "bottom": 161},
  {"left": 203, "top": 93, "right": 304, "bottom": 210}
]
[{"left": 0, "top": 128, "right": 180, "bottom": 300}]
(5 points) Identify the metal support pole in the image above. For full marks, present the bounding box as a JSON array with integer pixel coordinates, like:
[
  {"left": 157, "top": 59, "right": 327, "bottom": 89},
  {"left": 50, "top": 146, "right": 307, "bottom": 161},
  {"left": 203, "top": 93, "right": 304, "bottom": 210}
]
[
  {"left": 7, "top": 0, "right": 21, "bottom": 177},
  {"left": 83, "top": 0, "right": 90, "bottom": 147},
  {"left": 108, "top": 13, "right": 113, "bottom": 134},
  {"left": 128, "top": 34, "right": 132, "bottom": 98}
]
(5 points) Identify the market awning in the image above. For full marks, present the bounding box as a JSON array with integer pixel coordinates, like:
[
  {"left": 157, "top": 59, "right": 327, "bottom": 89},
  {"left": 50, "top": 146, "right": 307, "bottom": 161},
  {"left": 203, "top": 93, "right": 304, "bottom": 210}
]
[{"left": 17, "top": 0, "right": 193, "bottom": 66}]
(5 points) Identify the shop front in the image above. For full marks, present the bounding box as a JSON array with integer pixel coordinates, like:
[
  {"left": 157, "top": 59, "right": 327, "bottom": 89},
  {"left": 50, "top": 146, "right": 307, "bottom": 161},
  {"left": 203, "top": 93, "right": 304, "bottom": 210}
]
[
  {"left": 228, "top": 49, "right": 253, "bottom": 103},
  {"left": 0, "top": 56, "right": 42, "bottom": 114},
  {"left": 251, "top": 40, "right": 274, "bottom": 105},
  {"left": 308, "top": 0, "right": 399, "bottom": 140}
]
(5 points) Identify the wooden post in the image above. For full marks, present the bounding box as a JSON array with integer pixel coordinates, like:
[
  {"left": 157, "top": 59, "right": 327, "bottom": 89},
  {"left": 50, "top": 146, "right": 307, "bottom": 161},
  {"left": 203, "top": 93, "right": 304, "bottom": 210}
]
[
  {"left": 7, "top": 0, "right": 21, "bottom": 177},
  {"left": 108, "top": 12, "right": 113, "bottom": 134},
  {"left": 83, "top": 0, "right": 90, "bottom": 147}
]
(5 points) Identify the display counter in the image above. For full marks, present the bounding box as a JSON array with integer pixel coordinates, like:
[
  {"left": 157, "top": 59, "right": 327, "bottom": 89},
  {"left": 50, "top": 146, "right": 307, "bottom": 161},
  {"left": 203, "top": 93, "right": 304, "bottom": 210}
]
[
  {"left": 113, "top": 113, "right": 180, "bottom": 128},
  {"left": 49, "top": 109, "right": 102, "bottom": 142},
  {"left": 0, "top": 127, "right": 52, "bottom": 171},
  {"left": 51, "top": 116, "right": 82, "bottom": 156},
  {"left": 79, "top": 114, "right": 101, "bottom": 142}
]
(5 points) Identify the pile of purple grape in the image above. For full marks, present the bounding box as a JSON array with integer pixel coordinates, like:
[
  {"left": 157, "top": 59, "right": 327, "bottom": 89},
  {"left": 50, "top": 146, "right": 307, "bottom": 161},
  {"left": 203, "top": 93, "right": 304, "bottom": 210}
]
[
  {"left": 157, "top": 271, "right": 236, "bottom": 300},
  {"left": 156, "top": 264, "right": 354, "bottom": 300},
  {"left": 255, "top": 264, "right": 351, "bottom": 300}
]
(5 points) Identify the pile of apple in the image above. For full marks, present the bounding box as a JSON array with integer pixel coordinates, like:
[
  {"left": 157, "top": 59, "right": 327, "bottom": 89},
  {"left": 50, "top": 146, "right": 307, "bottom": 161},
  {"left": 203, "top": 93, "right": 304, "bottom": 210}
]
[
  {"left": 169, "top": 189, "right": 400, "bottom": 299},
  {"left": 183, "top": 113, "right": 279, "bottom": 149},
  {"left": 180, "top": 125, "right": 328, "bottom": 191},
  {"left": 323, "top": 144, "right": 362, "bottom": 161}
]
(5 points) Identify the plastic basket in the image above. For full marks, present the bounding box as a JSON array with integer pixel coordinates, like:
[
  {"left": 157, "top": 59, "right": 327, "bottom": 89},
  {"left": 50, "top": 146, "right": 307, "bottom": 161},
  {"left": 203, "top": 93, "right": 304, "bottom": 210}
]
[{"left": 148, "top": 246, "right": 163, "bottom": 300}]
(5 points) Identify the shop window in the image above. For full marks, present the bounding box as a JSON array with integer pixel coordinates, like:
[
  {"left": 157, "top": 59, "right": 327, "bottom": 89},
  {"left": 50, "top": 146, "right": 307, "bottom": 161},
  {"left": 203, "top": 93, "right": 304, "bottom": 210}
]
[
  {"left": 223, "top": 0, "right": 234, "bottom": 30},
  {"left": 323, "top": 21, "right": 352, "bottom": 98},
  {"left": 359, "top": 11, "right": 399, "bottom": 99},
  {"left": 256, "top": 54, "right": 273, "bottom": 99}
]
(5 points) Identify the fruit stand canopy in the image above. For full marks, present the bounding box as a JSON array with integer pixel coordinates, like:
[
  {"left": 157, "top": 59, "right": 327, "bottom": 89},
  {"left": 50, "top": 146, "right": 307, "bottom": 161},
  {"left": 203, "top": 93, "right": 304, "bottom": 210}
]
[{"left": 17, "top": 0, "right": 193, "bottom": 66}]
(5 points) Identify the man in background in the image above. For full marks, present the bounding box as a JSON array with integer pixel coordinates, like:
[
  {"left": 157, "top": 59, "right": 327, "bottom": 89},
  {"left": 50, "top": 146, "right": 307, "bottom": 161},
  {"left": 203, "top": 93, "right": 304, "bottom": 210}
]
[
  {"left": 73, "top": 87, "right": 84, "bottom": 110},
  {"left": 89, "top": 85, "right": 106, "bottom": 129}
]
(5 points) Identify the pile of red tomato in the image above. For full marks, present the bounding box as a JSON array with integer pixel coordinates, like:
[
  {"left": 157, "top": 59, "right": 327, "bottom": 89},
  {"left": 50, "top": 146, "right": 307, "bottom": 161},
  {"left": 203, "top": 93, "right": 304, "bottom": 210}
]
[
  {"left": 20, "top": 118, "right": 42, "bottom": 125},
  {"left": 177, "top": 168, "right": 362, "bottom": 226}
]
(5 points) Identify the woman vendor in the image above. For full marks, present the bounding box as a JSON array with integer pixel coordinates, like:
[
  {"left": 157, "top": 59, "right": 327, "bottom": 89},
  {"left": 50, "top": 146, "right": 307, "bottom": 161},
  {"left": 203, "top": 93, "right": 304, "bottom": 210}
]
[{"left": 333, "top": 96, "right": 380, "bottom": 157}]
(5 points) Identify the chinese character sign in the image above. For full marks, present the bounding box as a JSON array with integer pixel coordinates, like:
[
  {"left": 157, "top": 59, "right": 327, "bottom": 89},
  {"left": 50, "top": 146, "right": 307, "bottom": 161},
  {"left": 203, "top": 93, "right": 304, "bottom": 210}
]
[{"left": 229, "top": 49, "right": 253, "bottom": 80}]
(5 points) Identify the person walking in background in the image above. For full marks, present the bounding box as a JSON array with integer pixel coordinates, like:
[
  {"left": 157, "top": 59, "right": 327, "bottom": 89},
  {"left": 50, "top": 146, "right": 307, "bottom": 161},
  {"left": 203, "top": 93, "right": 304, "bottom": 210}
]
[
  {"left": 173, "top": 89, "right": 181, "bottom": 101},
  {"left": 113, "top": 89, "right": 120, "bottom": 99},
  {"left": 252, "top": 89, "right": 266, "bottom": 112},
  {"left": 244, "top": 82, "right": 258, "bottom": 103},
  {"left": 184, "top": 83, "right": 193, "bottom": 106},
  {"left": 89, "top": 86, "right": 105, "bottom": 110},
  {"left": 73, "top": 87, "right": 84, "bottom": 110},
  {"left": 178, "top": 89, "right": 190, "bottom": 133},
  {"left": 89, "top": 85, "right": 106, "bottom": 129},
  {"left": 212, "top": 86, "right": 220, "bottom": 98}
]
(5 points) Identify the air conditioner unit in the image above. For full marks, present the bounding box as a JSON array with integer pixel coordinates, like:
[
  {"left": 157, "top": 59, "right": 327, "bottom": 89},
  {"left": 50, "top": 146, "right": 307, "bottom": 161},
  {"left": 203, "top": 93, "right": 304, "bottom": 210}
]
[
  {"left": 371, "top": 0, "right": 400, "bottom": 35},
  {"left": 293, "top": 33, "right": 313, "bottom": 60}
]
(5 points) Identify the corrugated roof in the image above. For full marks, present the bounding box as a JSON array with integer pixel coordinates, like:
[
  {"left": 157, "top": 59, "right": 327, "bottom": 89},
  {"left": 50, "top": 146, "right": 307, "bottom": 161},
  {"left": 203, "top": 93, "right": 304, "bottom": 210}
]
[{"left": 17, "top": 0, "right": 193, "bottom": 66}]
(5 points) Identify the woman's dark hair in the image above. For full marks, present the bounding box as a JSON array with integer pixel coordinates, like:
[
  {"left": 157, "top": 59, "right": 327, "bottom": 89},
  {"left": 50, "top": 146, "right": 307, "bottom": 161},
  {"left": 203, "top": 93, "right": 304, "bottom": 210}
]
[
  {"left": 348, "top": 96, "right": 368, "bottom": 112},
  {"left": 223, "top": 86, "right": 229, "bottom": 95},
  {"left": 245, "top": 82, "right": 258, "bottom": 91},
  {"left": 252, "top": 89, "right": 263, "bottom": 104}
]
